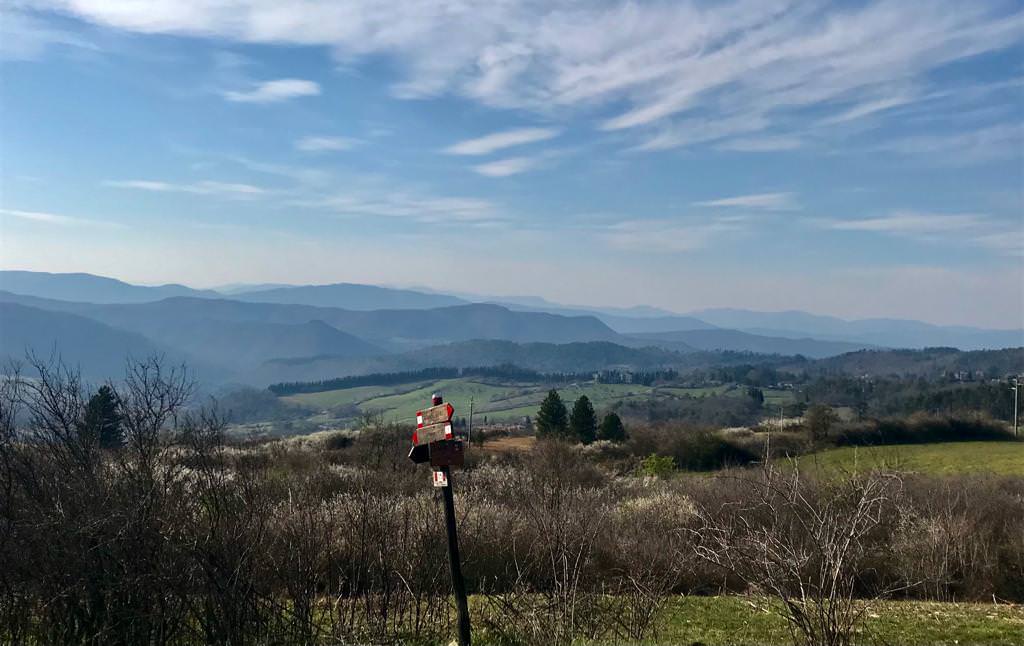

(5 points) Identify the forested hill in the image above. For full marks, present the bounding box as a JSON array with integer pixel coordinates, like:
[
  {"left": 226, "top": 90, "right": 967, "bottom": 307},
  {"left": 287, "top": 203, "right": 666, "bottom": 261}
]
[{"left": 794, "top": 347, "right": 1024, "bottom": 378}]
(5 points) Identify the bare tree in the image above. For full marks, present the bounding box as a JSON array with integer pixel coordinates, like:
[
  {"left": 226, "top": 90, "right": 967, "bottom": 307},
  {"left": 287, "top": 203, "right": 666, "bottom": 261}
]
[{"left": 691, "top": 465, "right": 904, "bottom": 646}]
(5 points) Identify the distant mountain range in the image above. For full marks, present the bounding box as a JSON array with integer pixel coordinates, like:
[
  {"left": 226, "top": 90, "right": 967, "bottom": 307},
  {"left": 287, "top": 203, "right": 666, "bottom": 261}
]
[
  {"left": 0, "top": 271, "right": 1020, "bottom": 385},
  {"left": 0, "top": 270, "right": 220, "bottom": 303},
  {"left": 689, "top": 308, "right": 1023, "bottom": 351},
  {"left": 629, "top": 329, "right": 871, "bottom": 359}
]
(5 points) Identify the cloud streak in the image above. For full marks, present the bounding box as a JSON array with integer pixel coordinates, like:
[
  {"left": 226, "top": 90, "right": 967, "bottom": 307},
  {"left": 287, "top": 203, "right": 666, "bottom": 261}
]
[
  {"left": 223, "top": 79, "right": 320, "bottom": 103},
  {"left": 693, "top": 192, "right": 798, "bottom": 211},
  {"left": 471, "top": 157, "right": 539, "bottom": 177},
  {"left": 0, "top": 208, "right": 114, "bottom": 227},
  {"left": 444, "top": 128, "right": 560, "bottom": 156},
  {"left": 825, "top": 210, "right": 1022, "bottom": 256},
  {"left": 295, "top": 136, "right": 359, "bottom": 152},
  {"left": 25, "top": 2, "right": 1023, "bottom": 154},
  {"left": 105, "top": 179, "right": 266, "bottom": 198}
]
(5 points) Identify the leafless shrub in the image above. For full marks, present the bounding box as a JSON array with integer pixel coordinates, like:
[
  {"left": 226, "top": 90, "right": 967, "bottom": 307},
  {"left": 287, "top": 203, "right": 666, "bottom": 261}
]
[{"left": 691, "top": 465, "right": 906, "bottom": 646}]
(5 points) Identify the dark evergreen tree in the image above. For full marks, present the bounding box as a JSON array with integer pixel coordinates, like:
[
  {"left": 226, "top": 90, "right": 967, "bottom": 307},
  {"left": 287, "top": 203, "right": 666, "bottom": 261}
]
[
  {"left": 569, "top": 395, "right": 597, "bottom": 444},
  {"left": 535, "top": 389, "right": 568, "bottom": 439},
  {"left": 747, "top": 387, "right": 765, "bottom": 406},
  {"left": 598, "top": 412, "right": 627, "bottom": 443},
  {"left": 81, "top": 385, "right": 123, "bottom": 448}
]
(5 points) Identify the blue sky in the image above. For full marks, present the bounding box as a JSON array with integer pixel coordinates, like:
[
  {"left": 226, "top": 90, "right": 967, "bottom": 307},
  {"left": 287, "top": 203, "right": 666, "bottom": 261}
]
[{"left": 1, "top": 1, "right": 1022, "bottom": 327}]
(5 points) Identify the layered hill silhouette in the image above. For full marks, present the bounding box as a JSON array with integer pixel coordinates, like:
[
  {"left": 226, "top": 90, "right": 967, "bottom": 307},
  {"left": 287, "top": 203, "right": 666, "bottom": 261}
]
[{"left": 1, "top": 272, "right": 1020, "bottom": 386}]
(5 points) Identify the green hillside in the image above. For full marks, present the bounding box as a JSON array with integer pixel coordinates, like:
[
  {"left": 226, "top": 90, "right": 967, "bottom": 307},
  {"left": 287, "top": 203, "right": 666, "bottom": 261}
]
[
  {"left": 797, "top": 441, "right": 1024, "bottom": 476},
  {"left": 284, "top": 377, "right": 658, "bottom": 423}
]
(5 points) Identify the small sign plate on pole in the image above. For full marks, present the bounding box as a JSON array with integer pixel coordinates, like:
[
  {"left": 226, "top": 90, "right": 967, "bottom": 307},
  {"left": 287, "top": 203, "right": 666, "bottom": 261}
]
[{"left": 432, "top": 469, "right": 449, "bottom": 488}]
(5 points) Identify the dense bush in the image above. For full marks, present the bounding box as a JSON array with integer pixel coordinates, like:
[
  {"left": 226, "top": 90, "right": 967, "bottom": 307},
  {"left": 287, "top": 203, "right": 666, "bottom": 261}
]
[
  {"left": 2, "top": 359, "right": 1022, "bottom": 645},
  {"left": 833, "top": 414, "right": 1014, "bottom": 446}
]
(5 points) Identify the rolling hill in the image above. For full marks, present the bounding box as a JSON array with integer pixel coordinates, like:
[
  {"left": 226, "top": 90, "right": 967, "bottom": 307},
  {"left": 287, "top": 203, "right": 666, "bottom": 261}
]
[
  {"left": 0, "top": 270, "right": 218, "bottom": 303},
  {"left": 794, "top": 347, "right": 1024, "bottom": 378},
  {"left": 0, "top": 293, "right": 622, "bottom": 349},
  {"left": 250, "top": 339, "right": 690, "bottom": 384},
  {"left": 631, "top": 329, "right": 872, "bottom": 359},
  {"left": 690, "top": 308, "right": 1022, "bottom": 351},
  {"left": 0, "top": 302, "right": 183, "bottom": 380},
  {"left": 232, "top": 282, "right": 468, "bottom": 310}
]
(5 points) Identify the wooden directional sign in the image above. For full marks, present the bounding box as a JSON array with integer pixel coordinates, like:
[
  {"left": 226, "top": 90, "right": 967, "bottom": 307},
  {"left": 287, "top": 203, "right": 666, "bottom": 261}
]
[
  {"left": 416, "top": 421, "right": 453, "bottom": 446},
  {"left": 417, "top": 402, "right": 454, "bottom": 428}
]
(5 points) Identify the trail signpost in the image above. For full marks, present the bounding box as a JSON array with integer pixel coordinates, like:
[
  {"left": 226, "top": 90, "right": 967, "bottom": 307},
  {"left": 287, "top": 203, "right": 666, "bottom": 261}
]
[{"left": 409, "top": 394, "right": 471, "bottom": 646}]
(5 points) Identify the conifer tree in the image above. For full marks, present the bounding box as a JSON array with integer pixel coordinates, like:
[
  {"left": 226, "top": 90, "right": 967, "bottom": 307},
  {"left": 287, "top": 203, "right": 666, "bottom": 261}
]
[
  {"left": 569, "top": 395, "right": 597, "bottom": 444},
  {"left": 535, "top": 389, "right": 568, "bottom": 439}
]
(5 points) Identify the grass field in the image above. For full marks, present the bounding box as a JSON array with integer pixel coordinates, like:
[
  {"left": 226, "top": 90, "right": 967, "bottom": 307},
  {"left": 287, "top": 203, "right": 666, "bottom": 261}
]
[
  {"left": 648, "top": 596, "right": 1024, "bottom": 646},
  {"left": 284, "top": 377, "right": 657, "bottom": 423},
  {"left": 281, "top": 376, "right": 804, "bottom": 427},
  {"left": 797, "top": 441, "right": 1024, "bottom": 476},
  {"left": 466, "top": 596, "right": 1023, "bottom": 645}
]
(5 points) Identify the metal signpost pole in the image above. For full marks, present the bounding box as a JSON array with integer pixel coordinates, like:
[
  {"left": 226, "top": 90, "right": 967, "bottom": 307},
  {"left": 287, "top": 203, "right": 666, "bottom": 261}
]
[
  {"left": 440, "top": 464, "right": 471, "bottom": 646},
  {"left": 411, "top": 394, "right": 471, "bottom": 645}
]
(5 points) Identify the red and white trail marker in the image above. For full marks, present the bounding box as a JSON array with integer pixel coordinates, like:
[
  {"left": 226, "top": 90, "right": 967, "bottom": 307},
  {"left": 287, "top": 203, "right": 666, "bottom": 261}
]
[{"left": 432, "top": 469, "right": 449, "bottom": 488}]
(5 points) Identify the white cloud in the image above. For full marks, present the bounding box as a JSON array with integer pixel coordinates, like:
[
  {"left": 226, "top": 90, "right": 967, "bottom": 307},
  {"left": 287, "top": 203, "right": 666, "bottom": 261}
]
[
  {"left": 105, "top": 179, "right": 266, "bottom": 198},
  {"left": 716, "top": 136, "right": 804, "bottom": 152},
  {"left": 829, "top": 211, "right": 984, "bottom": 234},
  {"left": 600, "top": 218, "right": 742, "bottom": 254},
  {"left": 1, "top": 208, "right": 80, "bottom": 225},
  {"left": 25, "top": 2, "right": 1023, "bottom": 154},
  {"left": 295, "top": 136, "right": 359, "bottom": 152},
  {"left": 223, "top": 78, "right": 320, "bottom": 103},
  {"left": 444, "top": 127, "right": 560, "bottom": 156},
  {"left": 471, "top": 157, "right": 538, "bottom": 177},
  {"left": 876, "top": 123, "right": 1023, "bottom": 164},
  {"left": 825, "top": 210, "right": 1023, "bottom": 256},
  {"left": 693, "top": 192, "right": 798, "bottom": 211},
  {"left": 316, "top": 191, "right": 498, "bottom": 224},
  {"left": 0, "top": 208, "right": 116, "bottom": 228}
]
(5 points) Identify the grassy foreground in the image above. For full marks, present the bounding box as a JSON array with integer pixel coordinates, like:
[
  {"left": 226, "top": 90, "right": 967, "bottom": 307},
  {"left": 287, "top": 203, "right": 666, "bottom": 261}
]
[
  {"left": 796, "top": 441, "right": 1024, "bottom": 476},
  {"left": 647, "top": 596, "right": 1023, "bottom": 645},
  {"left": 468, "top": 596, "right": 1023, "bottom": 645}
]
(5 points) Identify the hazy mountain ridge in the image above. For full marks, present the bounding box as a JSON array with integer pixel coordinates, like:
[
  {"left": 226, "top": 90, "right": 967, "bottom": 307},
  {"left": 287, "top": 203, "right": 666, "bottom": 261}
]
[
  {"left": 691, "top": 308, "right": 1022, "bottom": 351},
  {"left": 0, "top": 302, "right": 203, "bottom": 380},
  {"left": 631, "top": 329, "right": 874, "bottom": 359},
  {"left": 233, "top": 283, "right": 468, "bottom": 310},
  {"left": 252, "top": 340, "right": 699, "bottom": 385},
  {"left": 2, "top": 272, "right": 1021, "bottom": 387},
  {"left": 0, "top": 270, "right": 219, "bottom": 303},
  {"left": 790, "top": 347, "right": 1024, "bottom": 378}
]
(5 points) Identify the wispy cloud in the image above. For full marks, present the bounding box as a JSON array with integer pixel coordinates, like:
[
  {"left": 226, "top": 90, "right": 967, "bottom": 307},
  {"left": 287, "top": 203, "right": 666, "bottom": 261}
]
[
  {"left": 223, "top": 79, "right": 320, "bottom": 103},
  {"left": 26, "top": 1, "right": 1023, "bottom": 156},
  {"left": 875, "top": 123, "right": 1023, "bottom": 164},
  {"left": 471, "top": 157, "right": 539, "bottom": 177},
  {"left": 716, "top": 136, "right": 804, "bottom": 152},
  {"left": 444, "top": 128, "right": 560, "bottom": 155},
  {"left": 105, "top": 179, "right": 266, "bottom": 198},
  {"left": 295, "top": 136, "right": 360, "bottom": 152},
  {"left": 1, "top": 208, "right": 80, "bottom": 225},
  {"left": 600, "top": 218, "right": 742, "bottom": 254},
  {"left": 829, "top": 211, "right": 984, "bottom": 234},
  {"left": 825, "top": 210, "right": 1022, "bottom": 256},
  {"left": 693, "top": 192, "right": 798, "bottom": 211},
  {"left": 315, "top": 192, "right": 499, "bottom": 225},
  {"left": 0, "top": 208, "right": 113, "bottom": 227}
]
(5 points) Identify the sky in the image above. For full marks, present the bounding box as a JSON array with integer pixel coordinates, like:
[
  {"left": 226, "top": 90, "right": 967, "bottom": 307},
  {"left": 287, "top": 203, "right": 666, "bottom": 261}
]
[{"left": 0, "top": 0, "right": 1022, "bottom": 328}]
